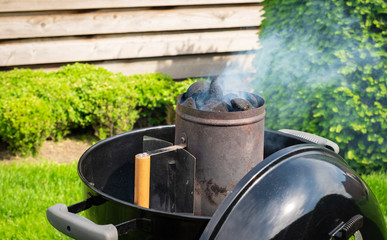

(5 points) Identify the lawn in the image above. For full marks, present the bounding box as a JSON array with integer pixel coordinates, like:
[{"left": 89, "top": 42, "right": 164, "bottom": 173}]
[
  {"left": 0, "top": 161, "right": 83, "bottom": 239},
  {"left": 0, "top": 160, "right": 385, "bottom": 239},
  {"left": 362, "top": 171, "right": 387, "bottom": 223}
]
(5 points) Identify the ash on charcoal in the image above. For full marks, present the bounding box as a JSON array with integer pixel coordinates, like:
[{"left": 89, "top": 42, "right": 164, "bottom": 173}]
[
  {"left": 230, "top": 98, "right": 252, "bottom": 111},
  {"left": 181, "top": 97, "right": 197, "bottom": 109}
]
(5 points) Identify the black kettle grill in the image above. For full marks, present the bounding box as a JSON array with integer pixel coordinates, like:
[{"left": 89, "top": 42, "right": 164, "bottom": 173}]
[{"left": 47, "top": 125, "right": 386, "bottom": 240}]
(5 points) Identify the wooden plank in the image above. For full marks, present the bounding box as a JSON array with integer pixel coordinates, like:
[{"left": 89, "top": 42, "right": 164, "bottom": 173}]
[
  {"left": 0, "top": 0, "right": 263, "bottom": 13},
  {"left": 97, "top": 53, "right": 258, "bottom": 79},
  {"left": 0, "top": 5, "right": 264, "bottom": 39},
  {"left": 21, "top": 52, "right": 258, "bottom": 79},
  {"left": 0, "top": 30, "right": 260, "bottom": 66}
]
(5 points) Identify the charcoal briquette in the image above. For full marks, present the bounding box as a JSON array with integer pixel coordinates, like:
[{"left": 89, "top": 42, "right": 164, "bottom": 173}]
[
  {"left": 230, "top": 98, "right": 252, "bottom": 111},
  {"left": 224, "top": 93, "right": 238, "bottom": 104},
  {"left": 181, "top": 97, "right": 197, "bottom": 109},
  {"left": 202, "top": 100, "right": 228, "bottom": 112},
  {"left": 246, "top": 93, "right": 259, "bottom": 108},
  {"left": 185, "top": 81, "right": 210, "bottom": 99},
  {"left": 209, "top": 78, "right": 223, "bottom": 100},
  {"left": 181, "top": 92, "right": 188, "bottom": 102}
]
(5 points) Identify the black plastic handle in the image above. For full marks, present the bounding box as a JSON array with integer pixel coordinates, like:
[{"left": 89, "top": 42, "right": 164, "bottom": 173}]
[{"left": 329, "top": 214, "right": 364, "bottom": 240}]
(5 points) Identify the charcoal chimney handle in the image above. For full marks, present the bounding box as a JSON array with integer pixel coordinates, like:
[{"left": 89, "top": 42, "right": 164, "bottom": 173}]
[{"left": 279, "top": 129, "right": 340, "bottom": 154}]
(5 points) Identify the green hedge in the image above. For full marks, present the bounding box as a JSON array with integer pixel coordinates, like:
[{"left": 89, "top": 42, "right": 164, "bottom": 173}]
[
  {"left": 252, "top": 0, "right": 386, "bottom": 172},
  {"left": 0, "top": 63, "right": 195, "bottom": 155}
]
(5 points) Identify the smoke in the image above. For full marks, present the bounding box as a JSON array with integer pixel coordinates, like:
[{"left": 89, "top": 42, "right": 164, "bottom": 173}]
[
  {"left": 214, "top": 0, "right": 384, "bottom": 95},
  {"left": 185, "top": 0, "right": 384, "bottom": 123},
  {"left": 215, "top": 55, "right": 256, "bottom": 93},
  {"left": 211, "top": 0, "right": 386, "bottom": 169}
]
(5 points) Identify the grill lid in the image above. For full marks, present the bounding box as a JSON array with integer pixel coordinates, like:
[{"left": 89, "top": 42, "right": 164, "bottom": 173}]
[{"left": 199, "top": 144, "right": 386, "bottom": 240}]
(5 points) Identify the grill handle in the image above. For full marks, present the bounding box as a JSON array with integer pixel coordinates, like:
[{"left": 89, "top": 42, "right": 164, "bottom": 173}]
[
  {"left": 47, "top": 203, "right": 118, "bottom": 240},
  {"left": 279, "top": 129, "right": 340, "bottom": 154},
  {"left": 47, "top": 198, "right": 151, "bottom": 239}
]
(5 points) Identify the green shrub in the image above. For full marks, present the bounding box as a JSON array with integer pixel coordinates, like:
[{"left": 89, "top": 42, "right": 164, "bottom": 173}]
[
  {"left": 252, "top": 0, "right": 386, "bottom": 172},
  {"left": 54, "top": 64, "right": 140, "bottom": 140},
  {"left": 0, "top": 68, "right": 80, "bottom": 142},
  {"left": 0, "top": 69, "right": 56, "bottom": 155},
  {"left": 0, "top": 63, "right": 193, "bottom": 155},
  {"left": 132, "top": 74, "right": 196, "bottom": 127},
  {"left": 0, "top": 96, "right": 55, "bottom": 155}
]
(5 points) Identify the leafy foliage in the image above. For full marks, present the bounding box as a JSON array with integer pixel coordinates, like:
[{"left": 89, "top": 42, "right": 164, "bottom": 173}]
[
  {"left": 132, "top": 74, "right": 196, "bottom": 128},
  {"left": 252, "top": 0, "right": 386, "bottom": 172},
  {"left": 0, "top": 63, "right": 194, "bottom": 155}
]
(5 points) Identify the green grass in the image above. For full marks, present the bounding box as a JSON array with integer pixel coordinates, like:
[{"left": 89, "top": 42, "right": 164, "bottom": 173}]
[
  {"left": 0, "top": 161, "right": 83, "bottom": 239},
  {"left": 0, "top": 160, "right": 385, "bottom": 239},
  {"left": 362, "top": 171, "right": 387, "bottom": 224}
]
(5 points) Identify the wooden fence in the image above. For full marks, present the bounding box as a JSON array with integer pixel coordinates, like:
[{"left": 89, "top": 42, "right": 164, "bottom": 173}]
[{"left": 0, "top": 0, "right": 263, "bottom": 79}]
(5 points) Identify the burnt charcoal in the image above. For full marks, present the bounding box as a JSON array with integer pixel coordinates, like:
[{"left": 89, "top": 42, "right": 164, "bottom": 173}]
[
  {"left": 180, "top": 79, "right": 262, "bottom": 112},
  {"left": 256, "top": 96, "right": 264, "bottom": 108},
  {"left": 181, "top": 97, "right": 197, "bottom": 109},
  {"left": 245, "top": 93, "right": 259, "bottom": 108},
  {"left": 212, "top": 103, "right": 229, "bottom": 112},
  {"left": 224, "top": 93, "right": 238, "bottom": 104},
  {"left": 185, "top": 81, "right": 210, "bottom": 99},
  {"left": 202, "top": 100, "right": 229, "bottom": 112},
  {"left": 230, "top": 98, "right": 252, "bottom": 111},
  {"left": 195, "top": 97, "right": 207, "bottom": 109},
  {"left": 181, "top": 92, "right": 188, "bottom": 102},
  {"left": 226, "top": 103, "right": 234, "bottom": 112},
  {"left": 209, "top": 77, "right": 223, "bottom": 100}
]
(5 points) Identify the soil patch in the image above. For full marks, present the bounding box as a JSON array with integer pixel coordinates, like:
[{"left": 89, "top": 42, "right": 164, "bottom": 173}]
[
  {"left": 39, "top": 139, "right": 91, "bottom": 163},
  {"left": 0, "top": 138, "right": 92, "bottom": 164}
]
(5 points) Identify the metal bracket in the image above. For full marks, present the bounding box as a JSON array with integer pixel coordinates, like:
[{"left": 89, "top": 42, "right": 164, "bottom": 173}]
[{"left": 116, "top": 218, "right": 152, "bottom": 235}]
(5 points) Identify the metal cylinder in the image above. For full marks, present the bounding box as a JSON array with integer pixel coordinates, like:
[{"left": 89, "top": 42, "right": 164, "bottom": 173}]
[{"left": 175, "top": 93, "right": 265, "bottom": 216}]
